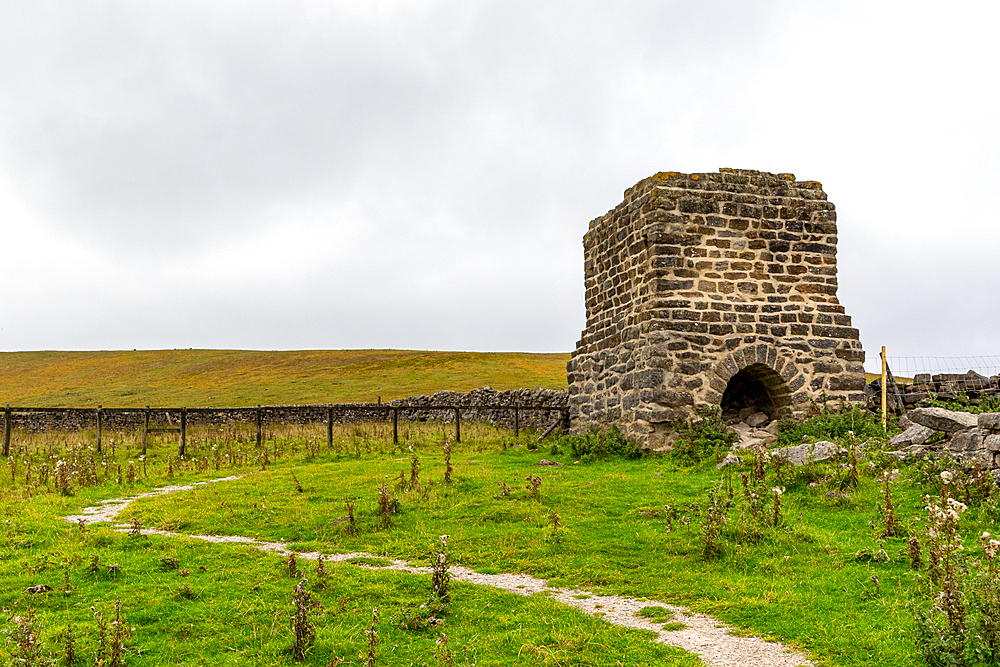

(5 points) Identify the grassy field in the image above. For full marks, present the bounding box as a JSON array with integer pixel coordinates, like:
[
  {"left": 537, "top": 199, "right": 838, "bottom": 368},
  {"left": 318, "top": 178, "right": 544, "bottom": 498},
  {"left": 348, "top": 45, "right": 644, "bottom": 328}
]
[
  {"left": 0, "top": 349, "right": 569, "bottom": 407},
  {"left": 2, "top": 409, "right": 998, "bottom": 666}
]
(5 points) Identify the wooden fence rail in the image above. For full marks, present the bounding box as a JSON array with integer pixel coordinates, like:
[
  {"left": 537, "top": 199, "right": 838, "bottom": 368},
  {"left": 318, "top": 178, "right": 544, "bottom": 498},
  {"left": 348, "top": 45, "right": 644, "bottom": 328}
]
[{"left": 1, "top": 402, "right": 569, "bottom": 458}]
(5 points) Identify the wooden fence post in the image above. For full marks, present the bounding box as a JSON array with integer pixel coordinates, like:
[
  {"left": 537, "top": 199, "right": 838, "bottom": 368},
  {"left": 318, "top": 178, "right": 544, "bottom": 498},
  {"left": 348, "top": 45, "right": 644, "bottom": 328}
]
[
  {"left": 881, "top": 346, "right": 887, "bottom": 432},
  {"left": 179, "top": 408, "right": 187, "bottom": 458},
  {"left": 2, "top": 405, "right": 10, "bottom": 458},
  {"left": 454, "top": 408, "right": 461, "bottom": 443},
  {"left": 392, "top": 407, "right": 399, "bottom": 445},
  {"left": 327, "top": 406, "right": 333, "bottom": 449},
  {"left": 256, "top": 407, "right": 262, "bottom": 449},
  {"left": 96, "top": 406, "right": 103, "bottom": 453},
  {"left": 143, "top": 407, "right": 150, "bottom": 456},
  {"left": 513, "top": 407, "right": 519, "bottom": 438}
]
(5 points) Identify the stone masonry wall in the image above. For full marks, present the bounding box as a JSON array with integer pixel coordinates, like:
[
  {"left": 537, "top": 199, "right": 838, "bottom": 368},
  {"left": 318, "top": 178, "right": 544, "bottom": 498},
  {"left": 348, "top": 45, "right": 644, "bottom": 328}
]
[{"left": 567, "top": 168, "right": 867, "bottom": 449}]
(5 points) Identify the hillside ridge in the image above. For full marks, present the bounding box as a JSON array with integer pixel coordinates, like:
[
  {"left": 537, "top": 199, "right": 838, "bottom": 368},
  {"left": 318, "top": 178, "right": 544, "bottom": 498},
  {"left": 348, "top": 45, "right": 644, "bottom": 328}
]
[{"left": 0, "top": 349, "right": 570, "bottom": 408}]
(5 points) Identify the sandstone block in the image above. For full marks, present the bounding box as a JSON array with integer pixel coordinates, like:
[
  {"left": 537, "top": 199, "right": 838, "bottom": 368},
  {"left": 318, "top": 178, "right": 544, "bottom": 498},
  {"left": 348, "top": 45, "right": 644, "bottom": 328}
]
[
  {"left": 771, "top": 440, "right": 845, "bottom": 466},
  {"left": 949, "top": 428, "right": 986, "bottom": 452},
  {"left": 910, "top": 407, "right": 979, "bottom": 433},
  {"left": 890, "top": 423, "right": 935, "bottom": 449},
  {"left": 978, "top": 413, "right": 1000, "bottom": 431}
]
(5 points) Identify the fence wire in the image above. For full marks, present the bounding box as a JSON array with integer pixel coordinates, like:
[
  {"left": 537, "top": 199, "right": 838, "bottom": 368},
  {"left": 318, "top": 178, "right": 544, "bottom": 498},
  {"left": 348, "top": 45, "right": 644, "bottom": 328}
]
[{"left": 885, "top": 355, "right": 1000, "bottom": 395}]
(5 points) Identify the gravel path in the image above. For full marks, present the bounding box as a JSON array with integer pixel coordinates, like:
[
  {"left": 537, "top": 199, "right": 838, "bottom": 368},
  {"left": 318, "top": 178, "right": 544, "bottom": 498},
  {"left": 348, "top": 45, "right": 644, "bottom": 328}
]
[{"left": 65, "top": 477, "right": 813, "bottom": 667}]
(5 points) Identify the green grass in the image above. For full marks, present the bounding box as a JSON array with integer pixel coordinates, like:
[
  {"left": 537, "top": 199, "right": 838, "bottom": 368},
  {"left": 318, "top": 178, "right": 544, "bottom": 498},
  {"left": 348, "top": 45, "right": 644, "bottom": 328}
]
[
  {"left": 0, "top": 349, "right": 569, "bottom": 407},
  {"left": 0, "top": 418, "right": 993, "bottom": 666}
]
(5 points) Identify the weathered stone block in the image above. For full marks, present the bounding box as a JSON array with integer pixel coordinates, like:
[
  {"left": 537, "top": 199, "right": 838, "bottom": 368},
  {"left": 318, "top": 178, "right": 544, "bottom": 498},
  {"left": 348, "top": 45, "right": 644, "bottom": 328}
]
[
  {"left": 979, "top": 413, "right": 1000, "bottom": 431},
  {"left": 910, "top": 407, "right": 979, "bottom": 433}
]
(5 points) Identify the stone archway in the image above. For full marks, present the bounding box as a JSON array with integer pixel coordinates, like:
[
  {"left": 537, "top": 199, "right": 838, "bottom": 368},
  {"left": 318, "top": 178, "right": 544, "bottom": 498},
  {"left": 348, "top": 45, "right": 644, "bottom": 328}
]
[
  {"left": 720, "top": 363, "right": 792, "bottom": 421},
  {"left": 710, "top": 345, "right": 799, "bottom": 421}
]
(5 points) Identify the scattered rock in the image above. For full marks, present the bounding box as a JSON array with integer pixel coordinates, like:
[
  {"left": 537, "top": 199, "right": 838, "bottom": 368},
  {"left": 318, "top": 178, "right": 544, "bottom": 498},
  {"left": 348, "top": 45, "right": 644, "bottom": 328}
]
[
  {"left": 24, "top": 585, "right": 52, "bottom": 594},
  {"left": 535, "top": 460, "right": 564, "bottom": 467},
  {"left": 733, "top": 437, "right": 769, "bottom": 452},
  {"left": 909, "top": 407, "right": 979, "bottom": 433},
  {"left": 716, "top": 452, "right": 743, "bottom": 469},
  {"left": 979, "top": 413, "right": 1000, "bottom": 431},
  {"left": 949, "top": 428, "right": 987, "bottom": 453},
  {"left": 890, "top": 423, "right": 935, "bottom": 449},
  {"left": 746, "top": 412, "right": 769, "bottom": 428},
  {"left": 771, "top": 441, "right": 844, "bottom": 466},
  {"left": 764, "top": 421, "right": 782, "bottom": 437}
]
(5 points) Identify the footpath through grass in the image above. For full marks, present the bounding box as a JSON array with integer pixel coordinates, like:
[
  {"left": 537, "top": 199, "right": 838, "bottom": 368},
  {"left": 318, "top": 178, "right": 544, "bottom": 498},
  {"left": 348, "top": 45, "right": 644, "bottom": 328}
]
[{"left": 2, "top": 415, "right": 997, "bottom": 665}]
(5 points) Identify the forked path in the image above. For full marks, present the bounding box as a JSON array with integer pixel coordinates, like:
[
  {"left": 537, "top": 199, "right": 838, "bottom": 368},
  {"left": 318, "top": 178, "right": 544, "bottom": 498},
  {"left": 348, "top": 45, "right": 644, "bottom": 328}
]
[{"left": 64, "top": 477, "right": 813, "bottom": 667}]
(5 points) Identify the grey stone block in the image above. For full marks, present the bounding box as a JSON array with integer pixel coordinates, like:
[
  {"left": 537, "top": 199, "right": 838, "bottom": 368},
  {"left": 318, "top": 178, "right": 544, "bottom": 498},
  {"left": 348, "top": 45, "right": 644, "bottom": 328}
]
[{"left": 909, "top": 407, "right": 979, "bottom": 433}]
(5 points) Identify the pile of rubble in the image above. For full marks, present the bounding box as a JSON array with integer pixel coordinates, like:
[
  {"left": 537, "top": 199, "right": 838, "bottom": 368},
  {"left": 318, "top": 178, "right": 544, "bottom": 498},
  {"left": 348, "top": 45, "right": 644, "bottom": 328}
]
[
  {"left": 888, "top": 407, "right": 1000, "bottom": 468},
  {"left": 716, "top": 411, "right": 847, "bottom": 469},
  {"left": 867, "top": 370, "right": 1000, "bottom": 411},
  {"left": 718, "top": 406, "right": 1000, "bottom": 471}
]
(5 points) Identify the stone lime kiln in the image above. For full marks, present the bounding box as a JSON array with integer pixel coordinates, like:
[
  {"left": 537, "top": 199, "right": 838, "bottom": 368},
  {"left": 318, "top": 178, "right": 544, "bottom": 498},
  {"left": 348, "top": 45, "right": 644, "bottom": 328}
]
[{"left": 567, "top": 168, "right": 866, "bottom": 449}]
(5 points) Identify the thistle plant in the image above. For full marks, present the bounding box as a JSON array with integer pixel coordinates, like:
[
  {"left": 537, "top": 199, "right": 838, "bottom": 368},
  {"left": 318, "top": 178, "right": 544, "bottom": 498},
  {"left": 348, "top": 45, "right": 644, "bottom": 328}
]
[
  {"left": 55, "top": 459, "right": 71, "bottom": 496},
  {"left": 365, "top": 607, "right": 379, "bottom": 667},
  {"left": 431, "top": 535, "right": 451, "bottom": 605},
  {"left": 409, "top": 448, "right": 421, "bottom": 490},
  {"left": 701, "top": 481, "right": 730, "bottom": 560},
  {"left": 344, "top": 497, "right": 357, "bottom": 535},
  {"left": 377, "top": 484, "right": 392, "bottom": 528},
  {"left": 442, "top": 442, "right": 453, "bottom": 484},
  {"left": 879, "top": 469, "right": 900, "bottom": 538},
  {"left": 915, "top": 492, "right": 969, "bottom": 661},
  {"left": 525, "top": 475, "right": 542, "bottom": 500},
  {"left": 59, "top": 620, "right": 78, "bottom": 667},
  {"left": 771, "top": 487, "right": 784, "bottom": 527},
  {"left": 314, "top": 554, "right": 328, "bottom": 589},
  {"left": 493, "top": 482, "right": 512, "bottom": 499},
  {"left": 543, "top": 510, "right": 567, "bottom": 545},
  {"left": 291, "top": 579, "right": 320, "bottom": 660},
  {"left": 4, "top": 609, "right": 52, "bottom": 667},
  {"left": 908, "top": 536, "right": 923, "bottom": 570},
  {"left": 435, "top": 632, "right": 454, "bottom": 667}
]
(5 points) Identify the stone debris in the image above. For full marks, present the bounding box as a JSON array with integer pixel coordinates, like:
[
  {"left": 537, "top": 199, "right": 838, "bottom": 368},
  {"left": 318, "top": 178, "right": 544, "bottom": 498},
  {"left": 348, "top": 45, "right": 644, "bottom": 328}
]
[
  {"left": 771, "top": 441, "right": 844, "bottom": 466},
  {"left": 535, "top": 459, "right": 564, "bottom": 466},
  {"left": 909, "top": 407, "right": 979, "bottom": 433},
  {"left": 889, "top": 423, "right": 936, "bottom": 449},
  {"left": 716, "top": 452, "right": 743, "bottom": 469},
  {"left": 885, "top": 411, "right": 1000, "bottom": 472}
]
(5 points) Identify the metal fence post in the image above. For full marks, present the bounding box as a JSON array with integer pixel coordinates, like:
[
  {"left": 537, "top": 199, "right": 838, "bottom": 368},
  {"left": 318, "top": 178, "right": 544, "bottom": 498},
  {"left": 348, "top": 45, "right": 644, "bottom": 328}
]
[
  {"left": 454, "top": 408, "right": 461, "bottom": 443},
  {"left": 392, "top": 407, "right": 399, "bottom": 445},
  {"left": 96, "top": 406, "right": 103, "bottom": 453}
]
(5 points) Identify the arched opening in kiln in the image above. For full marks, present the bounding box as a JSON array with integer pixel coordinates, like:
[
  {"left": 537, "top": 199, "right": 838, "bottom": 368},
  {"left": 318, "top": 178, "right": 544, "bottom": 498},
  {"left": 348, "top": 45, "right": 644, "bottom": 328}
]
[{"left": 720, "top": 363, "right": 791, "bottom": 421}]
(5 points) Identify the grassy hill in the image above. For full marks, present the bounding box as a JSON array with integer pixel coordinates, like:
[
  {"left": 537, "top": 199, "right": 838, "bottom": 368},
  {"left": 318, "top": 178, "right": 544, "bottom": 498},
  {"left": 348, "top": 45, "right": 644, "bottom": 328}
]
[{"left": 0, "top": 349, "right": 570, "bottom": 408}]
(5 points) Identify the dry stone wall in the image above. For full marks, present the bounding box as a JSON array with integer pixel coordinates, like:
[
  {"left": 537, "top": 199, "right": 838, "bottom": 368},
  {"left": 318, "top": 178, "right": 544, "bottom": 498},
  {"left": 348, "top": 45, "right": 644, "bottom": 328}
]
[
  {"left": 568, "top": 168, "right": 867, "bottom": 449},
  {"left": 3, "top": 387, "right": 568, "bottom": 433}
]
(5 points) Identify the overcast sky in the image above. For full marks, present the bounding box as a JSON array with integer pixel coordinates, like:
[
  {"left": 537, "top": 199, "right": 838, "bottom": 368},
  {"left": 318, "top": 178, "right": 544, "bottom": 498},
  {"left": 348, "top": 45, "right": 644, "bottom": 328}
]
[{"left": 1, "top": 1, "right": 997, "bottom": 373}]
